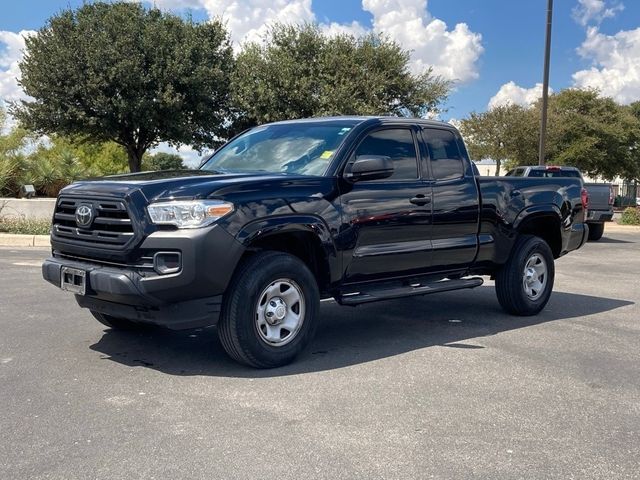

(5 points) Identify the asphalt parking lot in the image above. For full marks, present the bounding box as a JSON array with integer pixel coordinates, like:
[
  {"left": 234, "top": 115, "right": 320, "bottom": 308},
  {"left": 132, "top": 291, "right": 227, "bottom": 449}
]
[{"left": 1, "top": 229, "right": 638, "bottom": 479}]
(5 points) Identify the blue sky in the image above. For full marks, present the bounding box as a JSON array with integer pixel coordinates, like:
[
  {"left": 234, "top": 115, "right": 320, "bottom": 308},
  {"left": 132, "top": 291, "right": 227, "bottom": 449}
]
[{"left": 1, "top": 0, "right": 639, "bottom": 125}]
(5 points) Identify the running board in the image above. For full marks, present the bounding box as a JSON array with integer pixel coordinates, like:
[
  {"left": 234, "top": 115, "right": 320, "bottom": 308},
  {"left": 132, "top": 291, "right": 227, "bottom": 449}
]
[{"left": 336, "top": 277, "right": 484, "bottom": 306}]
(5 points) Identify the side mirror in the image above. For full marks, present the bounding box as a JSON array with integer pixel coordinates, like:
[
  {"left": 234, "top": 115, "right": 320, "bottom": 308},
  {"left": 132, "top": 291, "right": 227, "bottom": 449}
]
[{"left": 345, "top": 155, "right": 394, "bottom": 182}]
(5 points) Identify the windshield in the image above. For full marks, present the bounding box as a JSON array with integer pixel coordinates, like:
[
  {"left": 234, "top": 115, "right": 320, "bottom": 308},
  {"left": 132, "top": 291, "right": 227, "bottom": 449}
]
[{"left": 201, "top": 122, "right": 357, "bottom": 176}]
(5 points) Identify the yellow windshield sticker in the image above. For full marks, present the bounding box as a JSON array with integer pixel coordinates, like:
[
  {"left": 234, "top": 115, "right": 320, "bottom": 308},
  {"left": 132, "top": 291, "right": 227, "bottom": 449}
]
[{"left": 320, "top": 150, "right": 334, "bottom": 159}]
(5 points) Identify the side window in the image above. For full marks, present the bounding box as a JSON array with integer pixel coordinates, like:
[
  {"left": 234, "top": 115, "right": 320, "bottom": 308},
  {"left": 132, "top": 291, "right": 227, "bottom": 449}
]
[
  {"left": 354, "top": 128, "right": 418, "bottom": 180},
  {"left": 423, "top": 128, "right": 464, "bottom": 181}
]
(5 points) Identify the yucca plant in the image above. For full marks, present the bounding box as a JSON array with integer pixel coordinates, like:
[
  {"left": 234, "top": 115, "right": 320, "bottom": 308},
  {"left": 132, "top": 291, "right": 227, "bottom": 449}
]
[
  {"left": 0, "top": 157, "right": 17, "bottom": 196},
  {"left": 24, "top": 148, "right": 89, "bottom": 197}
]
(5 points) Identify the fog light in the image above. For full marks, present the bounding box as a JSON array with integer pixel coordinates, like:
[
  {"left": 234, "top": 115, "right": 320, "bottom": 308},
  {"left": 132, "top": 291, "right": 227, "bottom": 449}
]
[{"left": 153, "top": 252, "right": 182, "bottom": 275}]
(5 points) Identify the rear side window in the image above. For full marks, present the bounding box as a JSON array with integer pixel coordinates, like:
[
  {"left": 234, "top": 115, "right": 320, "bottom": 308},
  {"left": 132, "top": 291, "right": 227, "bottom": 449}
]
[
  {"left": 528, "top": 169, "right": 582, "bottom": 178},
  {"left": 354, "top": 128, "right": 418, "bottom": 180},
  {"left": 423, "top": 128, "right": 464, "bottom": 181}
]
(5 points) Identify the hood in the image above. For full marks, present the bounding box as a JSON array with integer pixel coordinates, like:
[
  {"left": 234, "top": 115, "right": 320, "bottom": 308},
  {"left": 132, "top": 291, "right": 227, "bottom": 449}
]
[{"left": 60, "top": 169, "right": 324, "bottom": 202}]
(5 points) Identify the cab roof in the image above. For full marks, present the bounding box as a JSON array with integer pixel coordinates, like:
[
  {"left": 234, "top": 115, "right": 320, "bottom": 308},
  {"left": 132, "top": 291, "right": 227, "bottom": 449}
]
[{"left": 268, "top": 116, "right": 456, "bottom": 129}]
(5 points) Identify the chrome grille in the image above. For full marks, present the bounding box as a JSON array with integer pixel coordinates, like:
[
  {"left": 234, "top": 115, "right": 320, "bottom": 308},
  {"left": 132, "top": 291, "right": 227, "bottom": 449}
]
[{"left": 53, "top": 197, "right": 135, "bottom": 248}]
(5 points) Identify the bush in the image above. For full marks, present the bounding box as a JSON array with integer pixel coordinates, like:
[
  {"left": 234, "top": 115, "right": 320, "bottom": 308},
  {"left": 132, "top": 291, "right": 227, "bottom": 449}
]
[
  {"left": 21, "top": 148, "right": 88, "bottom": 197},
  {"left": 142, "top": 152, "right": 186, "bottom": 171},
  {"left": 0, "top": 217, "right": 52, "bottom": 235},
  {"left": 620, "top": 207, "right": 640, "bottom": 225},
  {"left": 0, "top": 157, "right": 18, "bottom": 196}
]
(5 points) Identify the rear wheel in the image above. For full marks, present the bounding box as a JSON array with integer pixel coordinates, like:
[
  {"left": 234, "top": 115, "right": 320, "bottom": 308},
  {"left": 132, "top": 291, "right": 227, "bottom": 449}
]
[
  {"left": 90, "top": 311, "right": 149, "bottom": 331},
  {"left": 218, "top": 251, "right": 320, "bottom": 368},
  {"left": 495, "top": 235, "right": 555, "bottom": 316},
  {"left": 587, "top": 222, "right": 605, "bottom": 241}
]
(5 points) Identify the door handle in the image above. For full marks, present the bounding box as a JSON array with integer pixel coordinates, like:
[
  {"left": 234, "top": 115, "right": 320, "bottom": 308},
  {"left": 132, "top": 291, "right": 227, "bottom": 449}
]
[{"left": 410, "top": 195, "right": 431, "bottom": 206}]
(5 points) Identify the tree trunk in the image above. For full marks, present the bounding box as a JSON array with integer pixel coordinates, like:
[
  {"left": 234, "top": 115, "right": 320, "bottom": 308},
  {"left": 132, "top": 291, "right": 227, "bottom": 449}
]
[
  {"left": 495, "top": 158, "right": 501, "bottom": 176},
  {"left": 125, "top": 146, "right": 145, "bottom": 173}
]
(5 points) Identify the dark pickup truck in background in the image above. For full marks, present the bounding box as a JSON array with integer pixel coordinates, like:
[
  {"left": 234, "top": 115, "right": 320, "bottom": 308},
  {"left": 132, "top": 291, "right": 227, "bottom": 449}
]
[
  {"left": 43, "top": 117, "right": 588, "bottom": 367},
  {"left": 506, "top": 165, "right": 614, "bottom": 241}
]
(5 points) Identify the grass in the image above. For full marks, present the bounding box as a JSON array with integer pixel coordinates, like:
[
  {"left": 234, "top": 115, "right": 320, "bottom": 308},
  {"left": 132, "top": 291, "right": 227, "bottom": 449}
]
[{"left": 0, "top": 217, "right": 52, "bottom": 235}]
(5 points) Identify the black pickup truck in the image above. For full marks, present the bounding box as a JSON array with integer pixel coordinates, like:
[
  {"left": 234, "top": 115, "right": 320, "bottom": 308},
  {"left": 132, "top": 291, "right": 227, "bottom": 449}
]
[{"left": 43, "top": 117, "right": 588, "bottom": 367}]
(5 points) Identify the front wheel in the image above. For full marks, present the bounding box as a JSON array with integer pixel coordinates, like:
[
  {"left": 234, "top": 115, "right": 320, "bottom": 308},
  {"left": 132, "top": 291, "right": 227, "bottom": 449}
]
[
  {"left": 217, "top": 251, "right": 320, "bottom": 368},
  {"left": 587, "top": 223, "right": 605, "bottom": 241},
  {"left": 495, "top": 235, "right": 555, "bottom": 316}
]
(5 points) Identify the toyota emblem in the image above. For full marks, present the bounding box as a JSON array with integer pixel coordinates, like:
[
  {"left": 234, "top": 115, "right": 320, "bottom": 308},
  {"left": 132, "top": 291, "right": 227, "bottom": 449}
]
[{"left": 75, "top": 204, "right": 94, "bottom": 228}]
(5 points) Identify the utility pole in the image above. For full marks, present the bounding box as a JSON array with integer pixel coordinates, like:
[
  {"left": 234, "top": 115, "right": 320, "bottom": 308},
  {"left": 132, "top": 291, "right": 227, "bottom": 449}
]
[{"left": 539, "top": 0, "right": 553, "bottom": 166}]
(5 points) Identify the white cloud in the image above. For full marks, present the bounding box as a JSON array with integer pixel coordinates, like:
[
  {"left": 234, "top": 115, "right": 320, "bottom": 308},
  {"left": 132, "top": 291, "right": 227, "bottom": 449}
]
[
  {"left": 139, "top": 0, "right": 315, "bottom": 47},
  {"left": 572, "top": 0, "right": 623, "bottom": 26},
  {"left": 488, "top": 81, "right": 550, "bottom": 110},
  {"left": 147, "top": 0, "right": 204, "bottom": 9},
  {"left": 320, "top": 21, "right": 368, "bottom": 38},
  {"left": 362, "top": 0, "right": 483, "bottom": 82},
  {"left": 572, "top": 26, "right": 640, "bottom": 104},
  {"left": 446, "top": 117, "right": 461, "bottom": 129},
  {"left": 0, "top": 30, "right": 35, "bottom": 105},
  {"left": 144, "top": 0, "right": 483, "bottom": 83},
  {"left": 193, "top": 0, "right": 314, "bottom": 46}
]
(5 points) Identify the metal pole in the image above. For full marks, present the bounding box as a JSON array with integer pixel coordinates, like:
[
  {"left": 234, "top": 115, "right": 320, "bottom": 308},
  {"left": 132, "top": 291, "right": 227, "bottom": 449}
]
[{"left": 539, "top": 0, "right": 553, "bottom": 166}]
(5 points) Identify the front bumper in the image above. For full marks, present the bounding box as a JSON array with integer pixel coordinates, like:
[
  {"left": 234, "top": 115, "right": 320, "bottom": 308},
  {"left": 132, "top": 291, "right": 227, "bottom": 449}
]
[{"left": 42, "top": 225, "right": 245, "bottom": 329}]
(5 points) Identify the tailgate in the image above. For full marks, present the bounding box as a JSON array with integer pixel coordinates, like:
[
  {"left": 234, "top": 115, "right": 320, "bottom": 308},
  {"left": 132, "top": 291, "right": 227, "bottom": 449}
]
[{"left": 584, "top": 184, "right": 611, "bottom": 210}]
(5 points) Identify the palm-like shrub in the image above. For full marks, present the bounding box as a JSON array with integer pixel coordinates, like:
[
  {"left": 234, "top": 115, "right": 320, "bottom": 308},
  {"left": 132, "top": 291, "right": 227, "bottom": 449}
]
[{"left": 23, "top": 149, "right": 88, "bottom": 197}]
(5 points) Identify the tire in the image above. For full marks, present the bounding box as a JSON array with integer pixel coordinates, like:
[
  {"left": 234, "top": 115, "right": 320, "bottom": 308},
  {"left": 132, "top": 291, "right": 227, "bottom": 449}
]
[
  {"left": 90, "top": 311, "right": 149, "bottom": 331},
  {"left": 587, "top": 223, "right": 605, "bottom": 241},
  {"left": 218, "top": 251, "right": 320, "bottom": 368},
  {"left": 495, "top": 235, "right": 555, "bottom": 316}
]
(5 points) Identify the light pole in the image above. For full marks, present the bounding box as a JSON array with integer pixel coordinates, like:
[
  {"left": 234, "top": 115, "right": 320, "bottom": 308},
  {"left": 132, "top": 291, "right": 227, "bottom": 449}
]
[{"left": 539, "top": 0, "right": 553, "bottom": 166}]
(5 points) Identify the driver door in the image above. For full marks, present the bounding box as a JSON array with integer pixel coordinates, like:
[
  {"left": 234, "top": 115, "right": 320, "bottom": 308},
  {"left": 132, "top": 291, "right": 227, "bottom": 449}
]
[{"left": 339, "top": 126, "right": 433, "bottom": 284}]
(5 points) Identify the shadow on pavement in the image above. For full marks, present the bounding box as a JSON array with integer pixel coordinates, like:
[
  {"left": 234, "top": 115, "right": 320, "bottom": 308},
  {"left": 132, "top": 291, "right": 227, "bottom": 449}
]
[
  {"left": 594, "top": 237, "right": 635, "bottom": 244},
  {"left": 89, "top": 286, "right": 633, "bottom": 378}
]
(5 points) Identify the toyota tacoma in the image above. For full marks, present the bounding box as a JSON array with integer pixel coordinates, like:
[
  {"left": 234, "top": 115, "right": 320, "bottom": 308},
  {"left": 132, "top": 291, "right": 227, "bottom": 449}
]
[{"left": 43, "top": 117, "right": 589, "bottom": 367}]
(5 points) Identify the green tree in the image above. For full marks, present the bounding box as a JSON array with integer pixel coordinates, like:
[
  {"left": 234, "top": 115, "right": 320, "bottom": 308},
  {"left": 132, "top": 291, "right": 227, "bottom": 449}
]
[
  {"left": 459, "top": 104, "right": 538, "bottom": 175},
  {"left": 142, "top": 152, "right": 186, "bottom": 171},
  {"left": 14, "top": 2, "right": 233, "bottom": 173},
  {"left": 231, "top": 24, "right": 450, "bottom": 132},
  {"left": 543, "top": 89, "right": 639, "bottom": 180},
  {"left": 624, "top": 101, "right": 640, "bottom": 181}
]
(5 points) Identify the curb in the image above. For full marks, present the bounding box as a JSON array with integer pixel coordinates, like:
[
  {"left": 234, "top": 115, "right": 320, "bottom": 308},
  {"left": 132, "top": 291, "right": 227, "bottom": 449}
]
[
  {"left": 606, "top": 223, "right": 640, "bottom": 232},
  {"left": 0, "top": 233, "right": 51, "bottom": 247}
]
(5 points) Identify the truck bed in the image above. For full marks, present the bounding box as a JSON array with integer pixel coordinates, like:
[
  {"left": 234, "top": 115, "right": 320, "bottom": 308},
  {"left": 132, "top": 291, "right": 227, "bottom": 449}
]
[{"left": 474, "top": 176, "right": 587, "bottom": 265}]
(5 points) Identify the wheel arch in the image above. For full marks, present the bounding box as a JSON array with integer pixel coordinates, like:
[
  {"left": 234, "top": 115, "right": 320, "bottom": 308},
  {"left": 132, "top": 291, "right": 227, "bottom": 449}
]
[
  {"left": 514, "top": 208, "right": 563, "bottom": 258},
  {"left": 235, "top": 215, "right": 339, "bottom": 294}
]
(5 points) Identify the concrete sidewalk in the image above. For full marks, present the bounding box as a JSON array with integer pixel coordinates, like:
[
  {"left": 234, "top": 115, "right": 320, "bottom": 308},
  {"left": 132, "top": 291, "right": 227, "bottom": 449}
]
[
  {"left": 0, "top": 233, "right": 51, "bottom": 247},
  {"left": 601, "top": 223, "right": 640, "bottom": 232}
]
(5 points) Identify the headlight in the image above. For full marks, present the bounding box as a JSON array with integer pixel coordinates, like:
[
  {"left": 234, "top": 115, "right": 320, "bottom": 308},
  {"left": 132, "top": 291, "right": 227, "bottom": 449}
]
[{"left": 147, "top": 200, "right": 234, "bottom": 228}]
